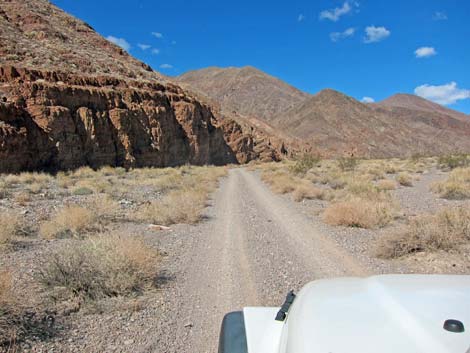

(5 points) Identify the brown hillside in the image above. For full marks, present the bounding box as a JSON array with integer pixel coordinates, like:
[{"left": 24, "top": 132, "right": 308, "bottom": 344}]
[
  {"left": 375, "top": 93, "right": 469, "bottom": 123},
  {"left": 177, "top": 66, "right": 310, "bottom": 121},
  {"left": 272, "top": 89, "right": 470, "bottom": 158}
]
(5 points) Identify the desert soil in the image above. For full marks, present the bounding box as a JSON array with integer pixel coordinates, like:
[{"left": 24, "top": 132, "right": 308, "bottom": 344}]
[{"left": 7, "top": 168, "right": 469, "bottom": 353}]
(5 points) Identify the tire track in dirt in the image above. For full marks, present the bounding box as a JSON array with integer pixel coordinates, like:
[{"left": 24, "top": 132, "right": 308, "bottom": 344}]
[{"left": 163, "top": 168, "right": 370, "bottom": 353}]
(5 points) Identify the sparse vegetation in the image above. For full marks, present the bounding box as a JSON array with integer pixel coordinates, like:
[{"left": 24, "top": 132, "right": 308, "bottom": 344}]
[
  {"left": 377, "top": 179, "right": 397, "bottom": 191},
  {"left": 38, "top": 234, "right": 160, "bottom": 301},
  {"left": 438, "top": 154, "right": 470, "bottom": 170},
  {"left": 432, "top": 167, "right": 470, "bottom": 200},
  {"left": 0, "top": 270, "right": 18, "bottom": 345},
  {"left": 0, "top": 211, "right": 21, "bottom": 246},
  {"left": 337, "top": 156, "right": 358, "bottom": 171},
  {"left": 292, "top": 181, "right": 325, "bottom": 202},
  {"left": 39, "top": 206, "right": 96, "bottom": 239},
  {"left": 377, "top": 207, "right": 470, "bottom": 259},
  {"left": 290, "top": 154, "right": 320, "bottom": 175},
  {"left": 396, "top": 172, "right": 413, "bottom": 186},
  {"left": 323, "top": 197, "right": 395, "bottom": 229},
  {"left": 135, "top": 188, "right": 207, "bottom": 225}
]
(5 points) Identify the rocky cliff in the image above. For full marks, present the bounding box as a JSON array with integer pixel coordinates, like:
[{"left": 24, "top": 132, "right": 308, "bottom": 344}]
[
  {"left": 0, "top": 66, "right": 282, "bottom": 173},
  {"left": 0, "top": 0, "right": 283, "bottom": 173}
]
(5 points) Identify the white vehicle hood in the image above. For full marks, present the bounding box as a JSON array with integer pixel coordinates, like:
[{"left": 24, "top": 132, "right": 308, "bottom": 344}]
[{"left": 244, "top": 275, "right": 470, "bottom": 353}]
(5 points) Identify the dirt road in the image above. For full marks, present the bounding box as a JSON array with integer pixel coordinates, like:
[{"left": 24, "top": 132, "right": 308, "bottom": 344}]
[{"left": 155, "top": 168, "right": 370, "bottom": 353}]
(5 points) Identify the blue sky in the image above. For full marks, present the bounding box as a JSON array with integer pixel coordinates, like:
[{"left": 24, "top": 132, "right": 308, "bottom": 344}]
[{"left": 52, "top": 0, "right": 470, "bottom": 113}]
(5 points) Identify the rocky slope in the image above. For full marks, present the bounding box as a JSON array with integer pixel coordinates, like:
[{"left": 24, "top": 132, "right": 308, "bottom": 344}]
[
  {"left": 374, "top": 93, "right": 469, "bottom": 123},
  {"left": 0, "top": 0, "right": 283, "bottom": 173},
  {"left": 179, "top": 66, "right": 470, "bottom": 158},
  {"left": 177, "top": 66, "right": 310, "bottom": 121}
]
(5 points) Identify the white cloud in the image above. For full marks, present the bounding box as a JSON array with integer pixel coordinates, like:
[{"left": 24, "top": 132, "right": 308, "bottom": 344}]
[
  {"left": 298, "top": 14, "right": 306, "bottom": 22},
  {"left": 415, "top": 46, "right": 437, "bottom": 58},
  {"left": 361, "top": 97, "right": 375, "bottom": 103},
  {"left": 151, "top": 32, "right": 163, "bottom": 38},
  {"left": 414, "top": 82, "right": 470, "bottom": 105},
  {"left": 106, "top": 36, "right": 131, "bottom": 51},
  {"left": 137, "top": 43, "right": 151, "bottom": 51},
  {"left": 364, "top": 26, "right": 390, "bottom": 43},
  {"left": 330, "top": 27, "right": 356, "bottom": 42},
  {"left": 433, "top": 11, "right": 448, "bottom": 21},
  {"left": 151, "top": 48, "right": 160, "bottom": 55},
  {"left": 159, "top": 64, "right": 173, "bottom": 69},
  {"left": 319, "top": 1, "right": 357, "bottom": 22}
]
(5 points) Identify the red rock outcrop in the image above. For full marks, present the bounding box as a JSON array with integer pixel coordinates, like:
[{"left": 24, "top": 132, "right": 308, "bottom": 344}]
[{"left": 0, "top": 66, "right": 281, "bottom": 173}]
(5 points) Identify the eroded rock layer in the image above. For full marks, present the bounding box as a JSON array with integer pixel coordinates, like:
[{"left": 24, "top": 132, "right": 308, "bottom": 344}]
[{"left": 0, "top": 66, "right": 281, "bottom": 173}]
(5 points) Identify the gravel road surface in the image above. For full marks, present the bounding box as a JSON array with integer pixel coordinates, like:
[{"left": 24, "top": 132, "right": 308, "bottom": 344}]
[{"left": 155, "top": 168, "right": 370, "bottom": 353}]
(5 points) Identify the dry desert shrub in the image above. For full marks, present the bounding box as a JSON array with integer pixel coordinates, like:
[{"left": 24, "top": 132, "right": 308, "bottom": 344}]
[
  {"left": 135, "top": 188, "right": 207, "bottom": 225},
  {"left": 337, "top": 156, "right": 359, "bottom": 171},
  {"left": 290, "top": 154, "right": 320, "bottom": 175},
  {"left": 39, "top": 206, "right": 96, "bottom": 239},
  {"left": 377, "top": 179, "right": 397, "bottom": 191},
  {"left": 292, "top": 181, "right": 325, "bottom": 202},
  {"left": 38, "top": 234, "right": 160, "bottom": 301},
  {"left": 377, "top": 207, "right": 470, "bottom": 259},
  {"left": 0, "top": 271, "right": 18, "bottom": 345},
  {"left": 438, "top": 154, "right": 470, "bottom": 170},
  {"left": 323, "top": 197, "right": 395, "bottom": 229},
  {"left": 396, "top": 172, "right": 413, "bottom": 186},
  {"left": 432, "top": 167, "right": 470, "bottom": 200},
  {"left": 262, "top": 171, "right": 298, "bottom": 194},
  {"left": 0, "top": 211, "right": 21, "bottom": 246},
  {"left": 88, "top": 195, "right": 120, "bottom": 220}
]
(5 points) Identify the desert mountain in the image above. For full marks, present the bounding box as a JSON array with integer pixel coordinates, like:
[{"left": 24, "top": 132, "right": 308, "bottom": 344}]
[
  {"left": 271, "top": 89, "right": 470, "bottom": 157},
  {"left": 375, "top": 93, "right": 469, "bottom": 123},
  {"left": 179, "top": 66, "right": 470, "bottom": 158},
  {"left": 0, "top": 0, "right": 283, "bottom": 173},
  {"left": 177, "top": 66, "right": 310, "bottom": 121}
]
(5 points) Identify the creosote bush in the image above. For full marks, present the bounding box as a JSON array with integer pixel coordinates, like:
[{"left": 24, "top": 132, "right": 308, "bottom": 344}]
[
  {"left": 377, "top": 207, "right": 470, "bottom": 259},
  {"left": 438, "top": 154, "right": 470, "bottom": 170},
  {"left": 337, "top": 156, "right": 358, "bottom": 171},
  {"left": 38, "top": 234, "right": 160, "bottom": 301},
  {"left": 290, "top": 154, "right": 320, "bottom": 175}
]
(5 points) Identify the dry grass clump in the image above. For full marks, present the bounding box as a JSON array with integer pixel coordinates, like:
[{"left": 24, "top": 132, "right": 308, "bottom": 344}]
[
  {"left": 39, "top": 206, "right": 96, "bottom": 239},
  {"left": 0, "top": 211, "right": 21, "bottom": 246},
  {"left": 396, "top": 172, "right": 413, "bottom": 186},
  {"left": 377, "top": 179, "right": 397, "bottom": 191},
  {"left": 135, "top": 188, "right": 207, "bottom": 225},
  {"left": 4, "top": 172, "right": 53, "bottom": 187},
  {"left": 0, "top": 271, "right": 19, "bottom": 345},
  {"left": 432, "top": 167, "right": 470, "bottom": 200},
  {"left": 377, "top": 207, "right": 470, "bottom": 259},
  {"left": 88, "top": 196, "right": 120, "bottom": 220},
  {"left": 292, "top": 181, "right": 325, "bottom": 202},
  {"left": 323, "top": 197, "right": 395, "bottom": 229},
  {"left": 261, "top": 171, "right": 298, "bottom": 194},
  {"left": 38, "top": 234, "right": 160, "bottom": 301}
]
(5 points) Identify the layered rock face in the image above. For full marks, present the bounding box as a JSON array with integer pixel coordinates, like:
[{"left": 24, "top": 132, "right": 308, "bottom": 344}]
[
  {"left": 0, "top": 0, "right": 283, "bottom": 173},
  {"left": 0, "top": 66, "right": 279, "bottom": 173}
]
